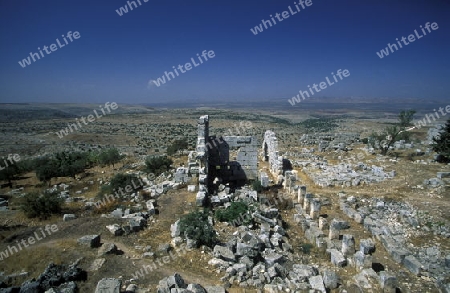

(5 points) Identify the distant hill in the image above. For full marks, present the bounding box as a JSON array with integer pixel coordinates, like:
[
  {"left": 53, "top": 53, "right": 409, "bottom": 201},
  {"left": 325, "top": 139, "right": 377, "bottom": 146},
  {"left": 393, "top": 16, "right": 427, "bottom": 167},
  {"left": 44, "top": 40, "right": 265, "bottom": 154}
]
[{"left": 0, "top": 104, "right": 156, "bottom": 122}]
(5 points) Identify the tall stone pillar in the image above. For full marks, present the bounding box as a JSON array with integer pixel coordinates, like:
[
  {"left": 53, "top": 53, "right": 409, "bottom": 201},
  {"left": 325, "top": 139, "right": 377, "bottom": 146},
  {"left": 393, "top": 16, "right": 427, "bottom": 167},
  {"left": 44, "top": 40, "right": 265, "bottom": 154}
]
[
  {"left": 303, "top": 193, "right": 313, "bottom": 213},
  {"left": 329, "top": 219, "right": 340, "bottom": 240},
  {"left": 310, "top": 198, "right": 321, "bottom": 220},
  {"left": 342, "top": 234, "right": 355, "bottom": 257},
  {"left": 298, "top": 185, "right": 306, "bottom": 204}
]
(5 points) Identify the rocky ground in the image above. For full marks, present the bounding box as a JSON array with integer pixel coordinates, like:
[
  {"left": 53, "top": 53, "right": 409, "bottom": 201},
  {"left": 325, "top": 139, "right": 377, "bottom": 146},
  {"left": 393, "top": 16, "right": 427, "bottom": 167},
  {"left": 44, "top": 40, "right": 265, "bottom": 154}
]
[{"left": 0, "top": 106, "right": 449, "bottom": 292}]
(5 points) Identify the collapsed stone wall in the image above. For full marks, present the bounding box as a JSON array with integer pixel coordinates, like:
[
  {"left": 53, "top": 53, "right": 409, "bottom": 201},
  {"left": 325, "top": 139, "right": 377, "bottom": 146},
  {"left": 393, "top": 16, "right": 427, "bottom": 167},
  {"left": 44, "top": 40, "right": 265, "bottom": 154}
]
[{"left": 300, "top": 132, "right": 360, "bottom": 151}]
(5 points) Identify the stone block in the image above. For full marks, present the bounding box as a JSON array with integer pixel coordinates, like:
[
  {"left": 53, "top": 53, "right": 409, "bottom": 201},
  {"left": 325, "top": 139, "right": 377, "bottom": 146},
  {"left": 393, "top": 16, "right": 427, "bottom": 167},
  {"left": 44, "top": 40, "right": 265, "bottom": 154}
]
[
  {"left": 379, "top": 271, "right": 397, "bottom": 293},
  {"left": 213, "top": 245, "right": 235, "bottom": 262},
  {"left": 196, "top": 192, "right": 206, "bottom": 207},
  {"left": 402, "top": 255, "right": 423, "bottom": 275},
  {"left": 263, "top": 253, "right": 285, "bottom": 266},
  {"left": 331, "top": 218, "right": 350, "bottom": 230},
  {"left": 95, "top": 278, "right": 121, "bottom": 293},
  {"left": 360, "top": 238, "right": 376, "bottom": 255},
  {"left": 322, "top": 270, "right": 339, "bottom": 290},
  {"left": 353, "top": 251, "right": 372, "bottom": 271},
  {"left": 78, "top": 235, "right": 101, "bottom": 248},
  {"left": 171, "top": 220, "right": 180, "bottom": 237},
  {"left": 342, "top": 234, "right": 355, "bottom": 257},
  {"left": 106, "top": 224, "right": 123, "bottom": 236},
  {"left": 329, "top": 249, "right": 347, "bottom": 267},
  {"left": 61, "top": 214, "right": 76, "bottom": 222},
  {"left": 309, "top": 275, "right": 326, "bottom": 293}
]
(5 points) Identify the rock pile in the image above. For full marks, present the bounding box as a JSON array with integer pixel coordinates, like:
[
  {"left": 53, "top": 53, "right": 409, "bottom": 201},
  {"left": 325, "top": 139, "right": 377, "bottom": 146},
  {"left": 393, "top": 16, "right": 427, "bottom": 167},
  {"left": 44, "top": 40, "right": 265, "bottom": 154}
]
[
  {"left": 298, "top": 159, "right": 395, "bottom": 187},
  {"left": 0, "top": 260, "right": 86, "bottom": 293},
  {"left": 339, "top": 193, "right": 450, "bottom": 291}
]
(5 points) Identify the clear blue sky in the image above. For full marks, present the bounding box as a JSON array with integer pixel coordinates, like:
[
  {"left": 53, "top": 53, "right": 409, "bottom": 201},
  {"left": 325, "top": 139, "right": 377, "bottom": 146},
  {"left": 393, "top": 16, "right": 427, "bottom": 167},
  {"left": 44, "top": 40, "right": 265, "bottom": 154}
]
[{"left": 0, "top": 0, "right": 449, "bottom": 104}]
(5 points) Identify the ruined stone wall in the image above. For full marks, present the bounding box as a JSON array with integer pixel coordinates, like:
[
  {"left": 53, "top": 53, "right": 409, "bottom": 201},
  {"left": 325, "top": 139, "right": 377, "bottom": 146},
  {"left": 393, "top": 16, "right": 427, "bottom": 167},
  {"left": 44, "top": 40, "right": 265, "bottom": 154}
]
[
  {"left": 224, "top": 136, "right": 258, "bottom": 180},
  {"left": 262, "top": 130, "right": 283, "bottom": 177},
  {"left": 193, "top": 115, "right": 259, "bottom": 205},
  {"left": 195, "top": 115, "right": 209, "bottom": 206}
]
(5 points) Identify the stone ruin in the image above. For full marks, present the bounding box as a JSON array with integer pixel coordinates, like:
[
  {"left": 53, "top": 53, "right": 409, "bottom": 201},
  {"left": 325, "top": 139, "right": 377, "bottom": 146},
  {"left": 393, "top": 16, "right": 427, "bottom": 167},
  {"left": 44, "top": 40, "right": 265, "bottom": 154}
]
[
  {"left": 299, "top": 132, "right": 360, "bottom": 151},
  {"left": 192, "top": 115, "right": 259, "bottom": 206},
  {"left": 262, "top": 130, "right": 283, "bottom": 178}
]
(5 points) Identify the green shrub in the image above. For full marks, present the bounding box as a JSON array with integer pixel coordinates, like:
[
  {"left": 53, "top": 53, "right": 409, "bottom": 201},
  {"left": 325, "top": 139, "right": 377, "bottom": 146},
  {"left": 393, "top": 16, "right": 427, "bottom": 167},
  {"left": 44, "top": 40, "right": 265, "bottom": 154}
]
[
  {"left": 179, "top": 210, "right": 217, "bottom": 248},
  {"left": 98, "top": 148, "right": 122, "bottom": 167},
  {"left": 98, "top": 173, "right": 142, "bottom": 199},
  {"left": 252, "top": 180, "right": 263, "bottom": 193},
  {"left": 432, "top": 119, "right": 450, "bottom": 162},
  {"left": 35, "top": 151, "right": 90, "bottom": 183},
  {"left": 300, "top": 243, "right": 314, "bottom": 254},
  {"left": 299, "top": 118, "right": 339, "bottom": 133},
  {"left": 144, "top": 155, "right": 173, "bottom": 176},
  {"left": 21, "top": 191, "right": 63, "bottom": 220},
  {"left": 215, "top": 201, "right": 250, "bottom": 226},
  {"left": 167, "top": 139, "right": 188, "bottom": 156}
]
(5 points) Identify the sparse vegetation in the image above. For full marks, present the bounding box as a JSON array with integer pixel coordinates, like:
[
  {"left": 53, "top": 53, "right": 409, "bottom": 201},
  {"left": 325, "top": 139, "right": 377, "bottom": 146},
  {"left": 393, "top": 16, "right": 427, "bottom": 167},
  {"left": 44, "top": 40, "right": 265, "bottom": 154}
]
[
  {"left": 98, "top": 148, "right": 122, "bottom": 167},
  {"left": 432, "top": 119, "right": 450, "bottom": 163},
  {"left": 35, "top": 151, "right": 88, "bottom": 184},
  {"left": 369, "top": 109, "right": 416, "bottom": 155},
  {"left": 144, "top": 155, "right": 173, "bottom": 176},
  {"left": 167, "top": 139, "right": 189, "bottom": 156},
  {"left": 21, "top": 190, "right": 64, "bottom": 219},
  {"left": 215, "top": 201, "right": 250, "bottom": 225},
  {"left": 0, "top": 158, "right": 34, "bottom": 188},
  {"left": 179, "top": 210, "right": 217, "bottom": 248},
  {"left": 299, "top": 242, "right": 314, "bottom": 254},
  {"left": 299, "top": 118, "right": 339, "bottom": 133},
  {"left": 97, "top": 173, "right": 142, "bottom": 199},
  {"left": 252, "top": 180, "right": 263, "bottom": 193}
]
